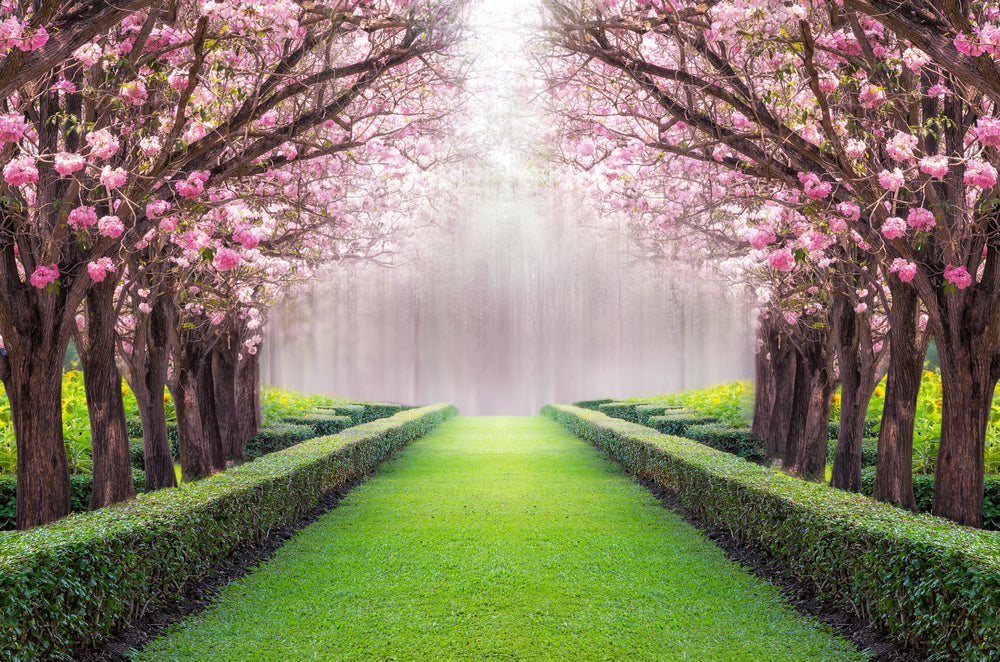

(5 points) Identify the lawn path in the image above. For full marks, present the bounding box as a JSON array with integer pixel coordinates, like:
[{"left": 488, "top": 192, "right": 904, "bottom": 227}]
[{"left": 137, "top": 417, "right": 866, "bottom": 662}]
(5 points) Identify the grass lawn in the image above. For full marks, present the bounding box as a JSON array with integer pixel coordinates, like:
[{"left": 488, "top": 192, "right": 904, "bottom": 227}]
[{"left": 137, "top": 416, "right": 867, "bottom": 662}]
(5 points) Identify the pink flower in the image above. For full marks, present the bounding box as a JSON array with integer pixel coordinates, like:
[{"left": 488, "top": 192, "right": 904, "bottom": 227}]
[
  {"left": 836, "top": 201, "right": 861, "bottom": 221},
  {"left": 965, "top": 159, "right": 998, "bottom": 187},
  {"left": 139, "top": 136, "right": 162, "bottom": 156},
  {"left": 890, "top": 258, "right": 917, "bottom": 283},
  {"left": 977, "top": 117, "right": 1000, "bottom": 146},
  {"left": 955, "top": 32, "right": 984, "bottom": 56},
  {"left": 232, "top": 226, "right": 260, "bottom": 250},
  {"left": 29, "top": 263, "right": 59, "bottom": 289},
  {"left": 175, "top": 170, "right": 210, "bottom": 198},
  {"left": 146, "top": 199, "right": 171, "bottom": 218},
  {"left": 907, "top": 207, "right": 936, "bottom": 231},
  {"left": 100, "top": 166, "right": 127, "bottom": 189},
  {"left": 767, "top": 247, "right": 795, "bottom": 271},
  {"left": 797, "top": 172, "right": 832, "bottom": 200},
  {"left": 73, "top": 42, "right": 102, "bottom": 66},
  {"left": 22, "top": 26, "right": 47, "bottom": 51},
  {"left": 880, "top": 216, "right": 907, "bottom": 240},
  {"left": 138, "top": 302, "right": 153, "bottom": 314},
  {"left": 210, "top": 311, "right": 226, "bottom": 326},
  {"left": 886, "top": 132, "right": 918, "bottom": 161},
  {"left": 3, "top": 156, "right": 37, "bottom": 186},
  {"left": 67, "top": 206, "right": 98, "bottom": 230},
  {"left": 167, "top": 71, "right": 190, "bottom": 90},
  {"left": 919, "top": 155, "right": 949, "bottom": 178},
  {"left": 783, "top": 311, "right": 800, "bottom": 326},
  {"left": 415, "top": 138, "right": 433, "bottom": 156},
  {"left": 878, "top": 168, "right": 905, "bottom": 192},
  {"left": 86, "top": 129, "right": 119, "bottom": 159},
  {"left": 829, "top": 218, "right": 847, "bottom": 233},
  {"left": 928, "top": 83, "right": 952, "bottom": 99},
  {"left": 86, "top": 257, "right": 115, "bottom": 282},
  {"left": 854, "top": 302, "right": 868, "bottom": 314},
  {"left": 0, "top": 112, "right": 29, "bottom": 143},
  {"left": 902, "top": 47, "right": 931, "bottom": 70},
  {"left": 158, "top": 217, "right": 178, "bottom": 232},
  {"left": 53, "top": 151, "right": 85, "bottom": 175},
  {"left": 213, "top": 247, "right": 242, "bottom": 271},
  {"left": 859, "top": 84, "right": 885, "bottom": 109},
  {"left": 844, "top": 139, "right": 867, "bottom": 158},
  {"left": 98, "top": 215, "right": 124, "bottom": 238},
  {"left": 120, "top": 79, "right": 147, "bottom": 106},
  {"left": 944, "top": 264, "right": 973, "bottom": 289}
]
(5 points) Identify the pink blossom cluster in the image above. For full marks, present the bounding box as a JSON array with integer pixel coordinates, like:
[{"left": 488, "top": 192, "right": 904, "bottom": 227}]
[
  {"left": 749, "top": 227, "right": 776, "bottom": 250},
  {"left": 878, "top": 168, "right": 905, "bottom": 192},
  {"left": 54, "top": 152, "right": 85, "bottom": 175},
  {"left": 0, "top": 18, "right": 47, "bottom": 51},
  {"left": 889, "top": 258, "right": 917, "bottom": 282},
  {"left": 886, "top": 132, "right": 918, "bottom": 161},
  {"left": 965, "top": 160, "right": 998, "bottom": 188},
  {"left": 87, "top": 257, "right": 115, "bottom": 282},
  {"left": 213, "top": 247, "right": 242, "bottom": 271},
  {"left": 120, "top": 79, "right": 148, "bottom": 106},
  {"left": 880, "top": 216, "right": 907, "bottom": 240},
  {"left": 3, "top": 156, "right": 37, "bottom": 186},
  {"left": 29, "top": 263, "right": 59, "bottom": 289},
  {"left": 86, "top": 129, "right": 120, "bottom": 159},
  {"left": 0, "top": 112, "right": 29, "bottom": 143},
  {"left": 798, "top": 172, "right": 832, "bottom": 200},
  {"left": 919, "top": 155, "right": 949, "bottom": 178},
  {"left": 907, "top": 207, "right": 936, "bottom": 231},
  {"left": 100, "top": 166, "right": 128, "bottom": 189},
  {"left": 67, "top": 206, "right": 98, "bottom": 231},
  {"left": 176, "top": 170, "right": 211, "bottom": 198},
  {"left": 767, "top": 247, "right": 795, "bottom": 271},
  {"left": 944, "top": 264, "right": 973, "bottom": 289},
  {"left": 146, "top": 199, "right": 172, "bottom": 218},
  {"left": 976, "top": 117, "right": 1000, "bottom": 147},
  {"left": 98, "top": 215, "right": 124, "bottom": 238}
]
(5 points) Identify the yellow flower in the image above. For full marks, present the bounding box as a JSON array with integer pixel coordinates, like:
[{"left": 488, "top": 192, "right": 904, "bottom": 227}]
[{"left": 280, "top": 398, "right": 288, "bottom": 405}]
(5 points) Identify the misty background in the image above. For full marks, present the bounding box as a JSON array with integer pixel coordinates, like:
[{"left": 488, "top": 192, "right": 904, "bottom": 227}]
[{"left": 259, "top": 0, "right": 755, "bottom": 415}]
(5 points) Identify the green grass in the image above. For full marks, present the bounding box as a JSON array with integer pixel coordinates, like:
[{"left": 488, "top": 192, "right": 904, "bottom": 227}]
[{"left": 136, "top": 416, "right": 867, "bottom": 662}]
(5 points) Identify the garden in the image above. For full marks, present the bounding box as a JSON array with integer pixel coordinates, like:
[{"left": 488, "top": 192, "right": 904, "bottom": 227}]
[{"left": 3, "top": 0, "right": 1000, "bottom": 661}]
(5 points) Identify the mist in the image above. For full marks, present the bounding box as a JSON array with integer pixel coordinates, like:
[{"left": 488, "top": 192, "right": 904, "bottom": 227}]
[{"left": 260, "top": 0, "right": 755, "bottom": 415}]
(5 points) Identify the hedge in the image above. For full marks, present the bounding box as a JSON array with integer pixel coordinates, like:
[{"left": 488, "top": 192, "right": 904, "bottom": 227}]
[
  {"left": 1, "top": 471, "right": 147, "bottom": 531},
  {"left": 633, "top": 404, "right": 683, "bottom": 426},
  {"left": 826, "top": 439, "right": 879, "bottom": 468},
  {"left": 543, "top": 404, "right": 1000, "bottom": 661},
  {"left": 0, "top": 403, "right": 457, "bottom": 662},
  {"left": 572, "top": 398, "right": 615, "bottom": 411},
  {"left": 858, "top": 468, "right": 1000, "bottom": 531},
  {"left": 358, "top": 403, "right": 409, "bottom": 423},
  {"left": 646, "top": 413, "right": 719, "bottom": 436},
  {"left": 683, "top": 423, "right": 765, "bottom": 463},
  {"left": 280, "top": 414, "right": 352, "bottom": 437},
  {"left": 597, "top": 402, "right": 639, "bottom": 422}
]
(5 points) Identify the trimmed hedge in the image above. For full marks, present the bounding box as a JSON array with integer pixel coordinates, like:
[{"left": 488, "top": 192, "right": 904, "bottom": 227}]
[
  {"left": 684, "top": 424, "right": 765, "bottom": 463},
  {"left": 280, "top": 414, "right": 352, "bottom": 437},
  {"left": 243, "top": 422, "right": 318, "bottom": 460},
  {"left": 634, "top": 404, "right": 683, "bottom": 426},
  {"left": 359, "top": 403, "right": 408, "bottom": 423},
  {"left": 543, "top": 404, "right": 1000, "bottom": 661},
  {"left": 597, "top": 402, "right": 639, "bottom": 422},
  {"left": 323, "top": 404, "right": 365, "bottom": 425},
  {"left": 646, "top": 413, "right": 719, "bottom": 436},
  {"left": 1, "top": 471, "right": 147, "bottom": 531},
  {"left": 859, "top": 468, "right": 1000, "bottom": 531},
  {"left": 572, "top": 398, "right": 615, "bottom": 411},
  {"left": 0, "top": 403, "right": 457, "bottom": 661}
]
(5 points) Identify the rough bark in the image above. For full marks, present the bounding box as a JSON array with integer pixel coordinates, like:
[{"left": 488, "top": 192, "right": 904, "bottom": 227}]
[
  {"left": 74, "top": 277, "right": 135, "bottom": 510},
  {"left": 197, "top": 351, "right": 226, "bottom": 471},
  {"left": 830, "top": 291, "right": 879, "bottom": 493},
  {"left": 170, "top": 331, "right": 222, "bottom": 482},
  {"left": 212, "top": 328, "right": 242, "bottom": 460},
  {"left": 236, "top": 348, "right": 262, "bottom": 447},
  {"left": 751, "top": 315, "right": 777, "bottom": 442},
  {"left": 124, "top": 293, "right": 177, "bottom": 491},
  {"left": 753, "top": 316, "right": 797, "bottom": 458},
  {"left": 873, "top": 278, "right": 922, "bottom": 511},
  {"left": 785, "top": 330, "right": 834, "bottom": 481}
]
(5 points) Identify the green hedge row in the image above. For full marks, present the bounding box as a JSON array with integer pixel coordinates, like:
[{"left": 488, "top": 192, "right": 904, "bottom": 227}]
[
  {"left": 0, "top": 403, "right": 457, "bottom": 662},
  {"left": 684, "top": 424, "right": 766, "bottom": 463},
  {"left": 646, "top": 413, "right": 719, "bottom": 436},
  {"left": 543, "top": 405, "right": 1000, "bottom": 661},
  {"left": 858, "top": 468, "right": 1000, "bottom": 531},
  {"left": 826, "top": 439, "right": 879, "bottom": 468},
  {"left": 280, "top": 414, "right": 352, "bottom": 437},
  {"left": 572, "top": 398, "right": 614, "bottom": 411},
  {"left": 0, "top": 471, "right": 147, "bottom": 531}
]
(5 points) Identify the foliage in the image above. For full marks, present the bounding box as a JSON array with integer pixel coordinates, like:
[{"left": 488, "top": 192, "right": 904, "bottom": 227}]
[
  {"left": 243, "top": 423, "right": 317, "bottom": 461},
  {"left": 0, "top": 471, "right": 146, "bottom": 531},
  {"left": 860, "top": 469, "right": 1000, "bottom": 531},
  {"left": 647, "top": 414, "right": 720, "bottom": 437},
  {"left": 625, "top": 382, "right": 753, "bottom": 428},
  {"left": 0, "top": 404, "right": 457, "bottom": 662},
  {"left": 280, "top": 415, "right": 352, "bottom": 437},
  {"left": 135, "top": 416, "right": 863, "bottom": 662},
  {"left": 545, "top": 405, "right": 1000, "bottom": 661},
  {"left": 685, "top": 424, "right": 766, "bottom": 464},
  {"left": 260, "top": 388, "right": 352, "bottom": 426}
]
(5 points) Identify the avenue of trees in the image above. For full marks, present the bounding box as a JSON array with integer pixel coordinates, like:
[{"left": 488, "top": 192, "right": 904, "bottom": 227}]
[
  {"left": 543, "top": 0, "right": 1000, "bottom": 527},
  {"left": 0, "top": 0, "right": 464, "bottom": 530}
]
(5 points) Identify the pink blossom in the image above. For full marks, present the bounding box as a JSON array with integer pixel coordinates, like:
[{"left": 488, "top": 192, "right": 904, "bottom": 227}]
[
  {"left": 965, "top": 159, "right": 998, "bottom": 187},
  {"left": 138, "top": 302, "right": 153, "bottom": 314},
  {"left": 886, "top": 132, "right": 918, "bottom": 161},
  {"left": 859, "top": 84, "right": 885, "bottom": 109},
  {"left": 3, "top": 156, "right": 37, "bottom": 186},
  {"left": 139, "top": 137, "right": 162, "bottom": 156},
  {"left": 183, "top": 121, "right": 208, "bottom": 143},
  {"left": 415, "top": 138, "right": 433, "bottom": 156},
  {"left": 767, "top": 247, "right": 795, "bottom": 272},
  {"left": 210, "top": 311, "right": 226, "bottom": 326},
  {"left": 829, "top": 218, "right": 847, "bottom": 233},
  {"left": 977, "top": 117, "right": 1000, "bottom": 146},
  {"left": 919, "top": 155, "right": 949, "bottom": 178},
  {"left": 73, "top": 42, "right": 102, "bottom": 66},
  {"left": 749, "top": 227, "right": 776, "bottom": 250},
  {"left": 213, "top": 247, "right": 242, "bottom": 271},
  {"left": 67, "top": 206, "right": 98, "bottom": 230},
  {"left": 836, "top": 201, "right": 861, "bottom": 221},
  {"left": 907, "top": 207, "right": 936, "bottom": 231},
  {"left": 854, "top": 302, "right": 868, "bottom": 314},
  {"left": 146, "top": 199, "right": 171, "bottom": 218},
  {"left": 783, "top": 311, "right": 800, "bottom": 326},
  {"left": 902, "top": 47, "right": 931, "bottom": 70},
  {"left": 798, "top": 172, "right": 832, "bottom": 200},
  {"left": 890, "top": 258, "right": 917, "bottom": 283},
  {"left": 29, "top": 263, "right": 59, "bottom": 289},
  {"left": 100, "top": 166, "right": 127, "bottom": 189},
  {"left": 944, "top": 264, "right": 973, "bottom": 289},
  {"left": 167, "top": 71, "right": 190, "bottom": 90},
  {"left": 86, "top": 129, "right": 120, "bottom": 159},
  {"left": 22, "top": 26, "right": 47, "bottom": 51},
  {"left": 844, "top": 139, "right": 867, "bottom": 158},
  {"left": 98, "top": 215, "right": 124, "bottom": 238},
  {"left": 257, "top": 109, "right": 279, "bottom": 127},
  {"left": 86, "top": 257, "right": 115, "bottom": 282},
  {"left": 878, "top": 168, "right": 905, "bottom": 192},
  {"left": 955, "top": 32, "right": 985, "bottom": 56},
  {"left": 53, "top": 151, "right": 85, "bottom": 175},
  {"left": 158, "top": 217, "right": 178, "bottom": 232},
  {"left": 927, "top": 84, "right": 952, "bottom": 99},
  {"left": 0, "top": 113, "right": 29, "bottom": 143},
  {"left": 120, "top": 79, "right": 147, "bottom": 105},
  {"left": 233, "top": 226, "right": 260, "bottom": 250},
  {"left": 881, "top": 216, "right": 907, "bottom": 240}
]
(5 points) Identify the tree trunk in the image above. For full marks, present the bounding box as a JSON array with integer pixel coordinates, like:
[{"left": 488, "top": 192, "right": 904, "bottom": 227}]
[
  {"left": 751, "top": 316, "right": 777, "bottom": 442},
  {"left": 75, "top": 278, "right": 135, "bottom": 510},
  {"left": 170, "top": 334, "right": 220, "bottom": 482},
  {"left": 1, "top": 333, "right": 72, "bottom": 529},
  {"left": 212, "top": 329, "right": 242, "bottom": 460},
  {"left": 236, "top": 348, "right": 262, "bottom": 447},
  {"left": 753, "top": 317, "right": 796, "bottom": 458},
  {"left": 785, "top": 330, "right": 834, "bottom": 481},
  {"left": 128, "top": 294, "right": 177, "bottom": 491},
  {"left": 874, "top": 278, "right": 921, "bottom": 511},
  {"left": 197, "top": 351, "right": 226, "bottom": 471},
  {"left": 830, "top": 291, "right": 878, "bottom": 493}
]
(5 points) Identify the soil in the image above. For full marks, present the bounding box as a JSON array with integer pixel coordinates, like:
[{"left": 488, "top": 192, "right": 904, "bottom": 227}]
[
  {"left": 78, "top": 470, "right": 928, "bottom": 662},
  {"left": 638, "top": 479, "right": 929, "bottom": 662}
]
